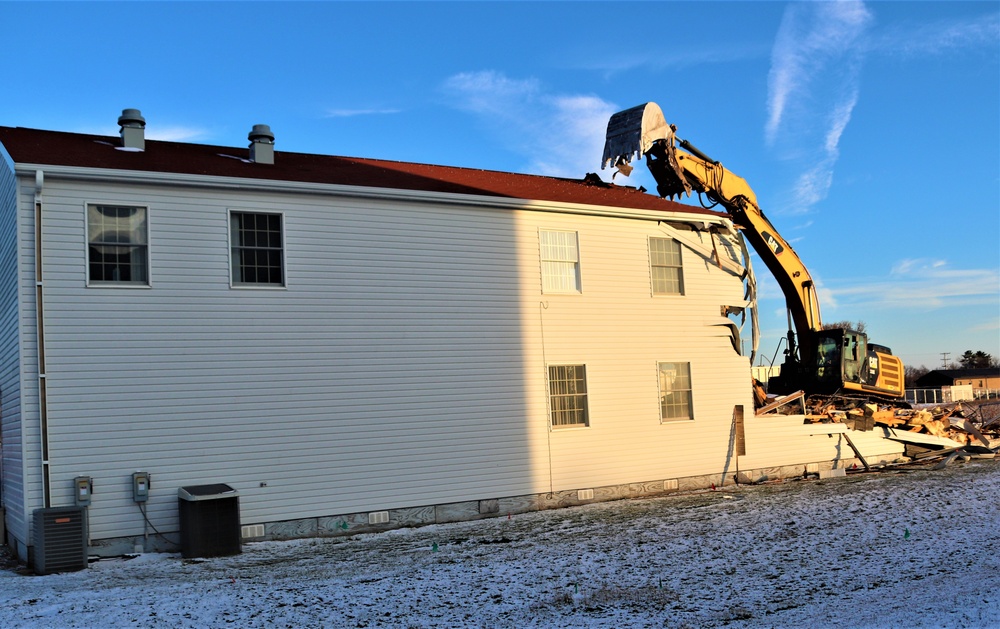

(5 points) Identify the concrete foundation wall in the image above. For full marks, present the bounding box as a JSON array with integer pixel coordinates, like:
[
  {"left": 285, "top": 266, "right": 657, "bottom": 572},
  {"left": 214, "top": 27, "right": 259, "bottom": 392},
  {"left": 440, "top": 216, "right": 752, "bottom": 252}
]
[{"left": 85, "top": 452, "right": 889, "bottom": 558}]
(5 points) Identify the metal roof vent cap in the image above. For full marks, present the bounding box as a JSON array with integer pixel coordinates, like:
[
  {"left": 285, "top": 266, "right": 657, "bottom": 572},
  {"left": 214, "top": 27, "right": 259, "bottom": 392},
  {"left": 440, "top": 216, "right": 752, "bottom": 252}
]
[
  {"left": 248, "top": 124, "right": 274, "bottom": 165},
  {"left": 118, "top": 108, "right": 146, "bottom": 151}
]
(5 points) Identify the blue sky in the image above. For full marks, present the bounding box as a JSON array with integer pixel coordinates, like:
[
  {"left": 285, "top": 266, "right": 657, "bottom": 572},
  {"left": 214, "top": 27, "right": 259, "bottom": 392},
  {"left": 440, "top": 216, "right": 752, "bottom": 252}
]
[{"left": 2, "top": 1, "right": 997, "bottom": 371}]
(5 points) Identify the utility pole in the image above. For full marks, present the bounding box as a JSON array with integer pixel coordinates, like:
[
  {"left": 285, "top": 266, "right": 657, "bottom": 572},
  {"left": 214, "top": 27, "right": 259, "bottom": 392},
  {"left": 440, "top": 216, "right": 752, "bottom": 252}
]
[{"left": 940, "top": 352, "right": 950, "bottom": 368}]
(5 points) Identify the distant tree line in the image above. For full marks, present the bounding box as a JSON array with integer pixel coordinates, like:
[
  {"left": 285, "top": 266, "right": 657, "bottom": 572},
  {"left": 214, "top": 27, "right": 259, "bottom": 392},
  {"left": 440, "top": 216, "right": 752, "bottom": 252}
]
[
  {"left": 904, "top": 350, "right": 1000, "bottom": 388},
  {"left": 820, "top": 320, "right": 867, "bottom": 333}
]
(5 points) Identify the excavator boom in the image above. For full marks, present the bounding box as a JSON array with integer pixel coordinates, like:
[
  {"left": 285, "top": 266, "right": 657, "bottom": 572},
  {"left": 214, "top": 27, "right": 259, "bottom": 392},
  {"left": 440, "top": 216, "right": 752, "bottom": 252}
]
[
  {"left": 603, "top": 103, "right": 822, "bottom": 340},
  {"left": 603, "top": 102, "right": 903, "bottom": 400}
]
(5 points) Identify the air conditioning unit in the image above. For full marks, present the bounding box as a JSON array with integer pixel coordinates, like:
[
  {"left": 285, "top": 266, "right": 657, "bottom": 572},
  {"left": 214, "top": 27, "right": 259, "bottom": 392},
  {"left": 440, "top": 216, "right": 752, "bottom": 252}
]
[{"left": 33, "top": 506, "right": 88, "bottom": 575}]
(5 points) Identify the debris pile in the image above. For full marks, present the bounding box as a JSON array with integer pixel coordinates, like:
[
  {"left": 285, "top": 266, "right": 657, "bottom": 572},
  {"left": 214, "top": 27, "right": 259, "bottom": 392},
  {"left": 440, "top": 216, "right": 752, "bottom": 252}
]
[
  {"left": 758, "top": 390, "right": 1000, "bottom": 465},
  {"left": 812, "top": 400, "right": 997, "bottom": 442}
]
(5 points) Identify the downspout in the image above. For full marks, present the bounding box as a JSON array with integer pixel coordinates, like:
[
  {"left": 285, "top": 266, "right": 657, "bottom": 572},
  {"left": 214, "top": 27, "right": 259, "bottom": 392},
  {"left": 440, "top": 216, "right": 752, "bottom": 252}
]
[{"left": 34, "top": 170, "right": 50, "bottom": 508}]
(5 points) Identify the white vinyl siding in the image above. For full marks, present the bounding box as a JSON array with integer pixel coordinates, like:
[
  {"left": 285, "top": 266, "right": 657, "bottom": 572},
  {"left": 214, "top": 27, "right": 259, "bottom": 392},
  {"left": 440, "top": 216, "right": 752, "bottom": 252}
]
[
  {"left": 0, "top": 131, "right": 910, "bottom": 560},
  {"left": 29, "top": 183, "right": 761, "bottom": 541},
  {"left": 12, "top": 167, "right": 873, "bottom": 552},
  {"left": 539, "top": 229, "right": 580, "bottom": 293},
  {"left": 32, "top": 180, "right": 540, "bottom": 538},
  {"left": 649, "top": 237, "right": 683, "bottom": 295},
  {"left": 0, "top": 156, "right": 25, "bottom": 549}
]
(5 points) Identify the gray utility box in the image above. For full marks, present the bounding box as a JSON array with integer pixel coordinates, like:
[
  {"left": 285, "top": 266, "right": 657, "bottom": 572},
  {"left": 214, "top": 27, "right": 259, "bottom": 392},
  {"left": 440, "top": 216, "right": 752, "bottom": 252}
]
[
  {"left": 178, "top": 484, "right": 241, "bottom": 559},
  {"left": 33, "top": 506, "right": 88, "bottom": 575}
]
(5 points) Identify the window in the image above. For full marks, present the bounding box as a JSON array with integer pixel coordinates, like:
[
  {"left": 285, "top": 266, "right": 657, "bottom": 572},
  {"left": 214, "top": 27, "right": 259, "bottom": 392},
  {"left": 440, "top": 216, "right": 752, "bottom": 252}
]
[
  {"left": 649, "top": 237, "right": 684, "bottom": 295},
  {"left": 539, "top": 230, "right": 581, "bottom": 293},
  {"left": 87, "top": 205, "right": 149, "bottom": 285},
  {"left": 659, "top": 362, "right": 693, "bottom": 421},
  {"left": 548, "top": 365, "right": 589, "bottom": 428},
  {"left": 230, "top": 211, "right": 285, "bottom": 286}
]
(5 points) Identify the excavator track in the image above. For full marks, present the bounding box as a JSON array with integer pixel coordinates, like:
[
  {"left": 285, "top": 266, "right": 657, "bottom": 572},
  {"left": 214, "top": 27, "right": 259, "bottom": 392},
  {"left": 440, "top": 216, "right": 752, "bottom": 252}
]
[{"left": 807, "top": 391, "right": 912, "bottom": 411}]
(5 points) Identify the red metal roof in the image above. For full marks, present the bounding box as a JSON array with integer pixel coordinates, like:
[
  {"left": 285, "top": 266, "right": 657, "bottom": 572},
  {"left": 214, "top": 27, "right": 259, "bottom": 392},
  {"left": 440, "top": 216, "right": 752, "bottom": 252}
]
[{"left": 0, "top": 126, "right": 724, "bottom": 217}]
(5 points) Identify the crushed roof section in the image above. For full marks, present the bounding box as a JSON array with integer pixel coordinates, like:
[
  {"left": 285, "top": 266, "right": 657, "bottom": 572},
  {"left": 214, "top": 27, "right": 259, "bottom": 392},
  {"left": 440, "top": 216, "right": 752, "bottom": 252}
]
[{"left": 0, "top": 126, "right": 725, "bottom": 218}]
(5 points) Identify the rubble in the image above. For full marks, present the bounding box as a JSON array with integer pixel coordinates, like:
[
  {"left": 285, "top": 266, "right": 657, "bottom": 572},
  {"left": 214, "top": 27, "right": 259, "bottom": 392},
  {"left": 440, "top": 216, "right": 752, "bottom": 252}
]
[{"left": 757, "top": 392, "right": 1000, "bottom": 467}]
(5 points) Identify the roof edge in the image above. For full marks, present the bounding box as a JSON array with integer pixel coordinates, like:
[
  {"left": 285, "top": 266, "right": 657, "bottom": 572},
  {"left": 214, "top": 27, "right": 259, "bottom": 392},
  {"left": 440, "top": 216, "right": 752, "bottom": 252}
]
[{"left": 16, "top": 162, "right": 732, "bottom": 225}]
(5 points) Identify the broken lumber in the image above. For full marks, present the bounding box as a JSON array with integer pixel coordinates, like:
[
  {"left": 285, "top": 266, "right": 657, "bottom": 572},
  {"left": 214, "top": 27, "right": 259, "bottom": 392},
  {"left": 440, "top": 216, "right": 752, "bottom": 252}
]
[
  {"left": 962, "top": 419, "right": 991, "bottom": 448},
  {"left": 756, "top": 391, "right": 806, "bottom": 416},
  {"left": 842, "top": 432, "right": 870, "bottom": 471}
]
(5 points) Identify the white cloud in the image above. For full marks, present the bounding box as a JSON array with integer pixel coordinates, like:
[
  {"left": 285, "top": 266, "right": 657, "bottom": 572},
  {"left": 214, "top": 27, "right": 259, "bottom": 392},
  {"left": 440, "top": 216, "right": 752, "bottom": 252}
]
[
  {"left": 765, "top": 1, "right": 873, "bottom": 214},
  {"left": 755, "top": 258, "right": 999, "bottom": 317},
  {"left": 826, "top": 260, "right": 1000, "bottom": 310},
  {"left": 824, "top": 92, "right": 858, "bottom": 155},
  {"left": 442, "top": 71, "right": 616, "bottom": 178},
  {"left": 815, "top": 282, "right": 838, "bottom": 312},
  {"left": 324, "top": 108, "right": 402, "bottom": 118},
  {"left": 766, "top": 7, "right": 998, "bottom": 218},
  {"left": 74, "top": 124, "right": 211, "bottom": 143},
  {"left": 790, "top": 159, "right": 836, "bottom": 210},
  {"left": 443, "top": 71, "right": 540, "bottom": 116},
  {"left": 578, "top": 43, "right": 767, "bottom": 77},
  {"left": 765, "top": 7, "right": 805, "bottom": 145},
  {"left": 873, "top": 11, "right": 1000, "bottom": 57},
  {"left": 891, "top": 258, "right": 946, "bottom": 276},
  {"left": 971, "top": 319, "right": 1000, "bottom": 332},
  {"left": 147, "top": 126, "right": 211, "bottom": 142}
]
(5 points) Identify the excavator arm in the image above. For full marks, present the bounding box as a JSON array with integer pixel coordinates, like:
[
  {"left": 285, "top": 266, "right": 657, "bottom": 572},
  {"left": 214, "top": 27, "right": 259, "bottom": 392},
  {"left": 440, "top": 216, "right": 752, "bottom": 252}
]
[
  {"left": 603, "top": 102, "right": 904, "bottom": 400},
  {"left": 603, "top": 103, "right": 822, "bottom": 357}
]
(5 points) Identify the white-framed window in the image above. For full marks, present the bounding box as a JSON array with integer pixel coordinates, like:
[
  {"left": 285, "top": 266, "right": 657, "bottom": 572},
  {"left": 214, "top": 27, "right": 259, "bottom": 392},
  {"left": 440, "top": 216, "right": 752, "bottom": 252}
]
[
  {"left": 548, "top": 364, "right": 589, "bottom": 428},
  {"left": 86, "top": 204, "right": 149, "bottom": 285},
  {"left": 539, "top": 230, "right": 581, "bottom": 293},
  {"left": 230, "top": 211, "right": 285, "bottom": 287},
  {"left": 659, "top": 362, "right": 694, "bottom": 421},
  {"left": 649, "top": 237, "right": 684, "bottom": 295}
]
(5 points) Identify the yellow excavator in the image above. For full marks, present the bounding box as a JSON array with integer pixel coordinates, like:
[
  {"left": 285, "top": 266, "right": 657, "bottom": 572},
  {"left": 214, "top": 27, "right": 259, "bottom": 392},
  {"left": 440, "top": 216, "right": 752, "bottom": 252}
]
[{"left": 603, "top": 102, "right": 904, "bottom": 401}]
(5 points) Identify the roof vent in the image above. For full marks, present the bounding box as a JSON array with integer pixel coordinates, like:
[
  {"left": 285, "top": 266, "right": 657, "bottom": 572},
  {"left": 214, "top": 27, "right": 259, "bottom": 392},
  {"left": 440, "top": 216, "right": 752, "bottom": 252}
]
[
  {"left": 248, "top": 124, "right": 274, "bottom": 165},
  {"left": 118, "top": 108, "right": 146, "bottom": 151}
]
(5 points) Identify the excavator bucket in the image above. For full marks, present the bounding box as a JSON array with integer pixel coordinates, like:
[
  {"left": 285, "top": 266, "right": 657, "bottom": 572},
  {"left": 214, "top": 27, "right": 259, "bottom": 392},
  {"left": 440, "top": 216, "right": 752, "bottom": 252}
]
[{"left": 601, "top": 102, "right": 692, "bottom": 199}]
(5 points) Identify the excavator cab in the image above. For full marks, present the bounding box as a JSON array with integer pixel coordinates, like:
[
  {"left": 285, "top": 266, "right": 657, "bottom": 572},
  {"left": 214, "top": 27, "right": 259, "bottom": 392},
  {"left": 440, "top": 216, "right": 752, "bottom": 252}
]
[
  {"left": 801, "top": 327, "right": 902, "bottom": 397},
  {"left": 812, "top": 328, "right": 868, "bottom": 390}
]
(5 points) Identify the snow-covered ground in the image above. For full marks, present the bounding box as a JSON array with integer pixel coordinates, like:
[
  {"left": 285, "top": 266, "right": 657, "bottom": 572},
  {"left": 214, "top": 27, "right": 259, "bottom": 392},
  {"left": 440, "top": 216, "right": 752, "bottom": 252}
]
[{"left": 2, "top": 460, "right": 998, "bottom": 628}]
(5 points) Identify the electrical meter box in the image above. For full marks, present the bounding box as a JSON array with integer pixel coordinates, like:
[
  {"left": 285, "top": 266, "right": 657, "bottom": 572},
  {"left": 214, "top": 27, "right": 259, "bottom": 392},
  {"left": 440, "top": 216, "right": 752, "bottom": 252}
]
[
  {"left": 73, "top": 476, "right": 92, "bottom": 507},
  {"left": 132, "top": 472, "right": 150, "bottom": 503}
]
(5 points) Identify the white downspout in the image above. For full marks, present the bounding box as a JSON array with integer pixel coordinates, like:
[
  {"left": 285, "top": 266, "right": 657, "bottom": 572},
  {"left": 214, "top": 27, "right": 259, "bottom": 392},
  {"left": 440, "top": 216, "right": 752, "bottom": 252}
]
[{"left": 34, "top": 169, "right": 51, "bottom": 508}]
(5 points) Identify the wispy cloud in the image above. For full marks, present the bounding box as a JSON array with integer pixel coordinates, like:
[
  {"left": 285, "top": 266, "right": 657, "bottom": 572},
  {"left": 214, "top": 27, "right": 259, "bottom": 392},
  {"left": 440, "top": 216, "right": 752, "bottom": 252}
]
[
  {"left": 766, "top": 2, "right": 872, "bottom": 143},
  {"left": 147, "top": 126, "right": 212, "bottom": 142},
  {"left": 971, "top": 319, "right": 1000, "bottom": 333},
  {"left": 765, "top": 6, "right": 998, "bottom": 217},
  {"left": 873, "top": 11, "right": 1000, "bottom": 57},
  {"left": 441, "top": 70, "right": 616, "bottom": 178},
  {"left": 443, "top": 71, "right": 540, "bottom": 115},
  {"left": 766, "top": 1, "right": 872, "bottom": 214},
  {"left": 324, "top": 108, "right": 402, "bottom": 118},
  {"left": 578, "top": 43, "right": 768, "bottom": 77},
  {"left": 755, "top": 257, "right": 999, "bottom": 315},
  {"left": 75, "top": 124, "right": 211, "bottom": 143},
  {"left": 823, "top": 259, "right": 1000, "bottom": 310}
]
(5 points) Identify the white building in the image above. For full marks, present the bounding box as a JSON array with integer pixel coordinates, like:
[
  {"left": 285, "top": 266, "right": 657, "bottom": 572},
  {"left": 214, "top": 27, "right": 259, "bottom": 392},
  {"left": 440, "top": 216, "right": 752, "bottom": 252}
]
[{"left": 0, "top": 111, "right": 902, "bottom": 566}]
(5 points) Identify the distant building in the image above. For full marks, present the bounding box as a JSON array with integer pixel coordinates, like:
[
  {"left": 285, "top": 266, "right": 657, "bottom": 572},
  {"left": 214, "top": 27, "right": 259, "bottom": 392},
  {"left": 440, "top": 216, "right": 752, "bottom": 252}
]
[
  {"left": 915, "top": 368, "right": 1000, "bottom": 390},
  {"left": 0, "top": 110, "right": 903, "bottom": 567}
]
